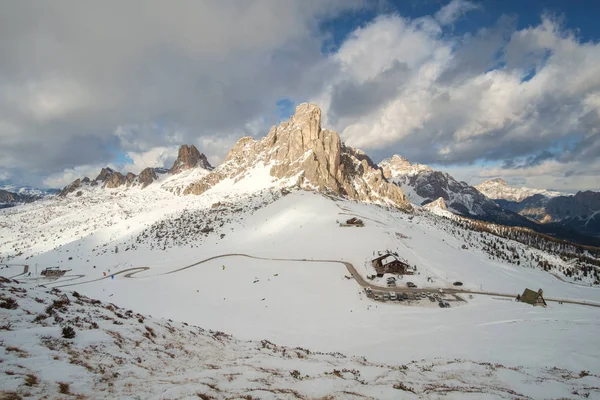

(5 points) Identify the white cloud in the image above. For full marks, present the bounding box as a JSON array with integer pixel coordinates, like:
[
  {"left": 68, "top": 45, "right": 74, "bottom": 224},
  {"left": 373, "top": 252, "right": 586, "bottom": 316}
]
[
  {"left": 0, "top": 0, "right": 363, "bottom": 175},
  {"left": 123, "top": 147, "right": 180, "bottom": 174},
  {"left": 310, "top": 13, "right": 600, "bottom": 192},
  {"left": 3, "top": 2, "right": 600, "bottom": 192},
  {"left": 435, "top": 0, "right": 480, "bottom": 26},
  {"left": 43, "top": 164, "right": 114, "bottom": 188}
]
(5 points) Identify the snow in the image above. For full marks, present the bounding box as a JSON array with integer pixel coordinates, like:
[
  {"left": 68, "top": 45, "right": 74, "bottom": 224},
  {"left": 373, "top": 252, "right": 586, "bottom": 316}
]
[
  {"left": 2, "top": 278, "right": 599, "bottom": 399},
  {"left": 1, "top": 172, "right": 600, "bottom": 398},
  {"left": 476, "top": 178, "right": 566, "bottom": 201}
]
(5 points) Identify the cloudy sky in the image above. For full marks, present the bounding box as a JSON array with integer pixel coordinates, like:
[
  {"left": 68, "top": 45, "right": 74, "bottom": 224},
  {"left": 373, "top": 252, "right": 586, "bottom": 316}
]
[{"left": 1, "top": 0, "right": 599, "bottom": 192}]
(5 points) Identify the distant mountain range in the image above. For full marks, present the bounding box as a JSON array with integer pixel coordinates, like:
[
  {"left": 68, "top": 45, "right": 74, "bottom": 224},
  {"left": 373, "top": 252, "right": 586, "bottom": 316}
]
[
  {"left": 475, "top": 178, "right": 565, "bottom": 202},
  {"left": 0, "top": 185, "right": 58, "bottom": 209},
  {"left": 3, "top": 103, "right": 599, "bottom": 246},
  {"left": 378, "top": 156, "right": 599, "bottom": 245}
]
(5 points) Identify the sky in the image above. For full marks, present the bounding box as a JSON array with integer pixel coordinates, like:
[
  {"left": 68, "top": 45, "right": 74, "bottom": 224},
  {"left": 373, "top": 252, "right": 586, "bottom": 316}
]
[{"left": 1, "top": 0, "right": 599, "bottom": 192}]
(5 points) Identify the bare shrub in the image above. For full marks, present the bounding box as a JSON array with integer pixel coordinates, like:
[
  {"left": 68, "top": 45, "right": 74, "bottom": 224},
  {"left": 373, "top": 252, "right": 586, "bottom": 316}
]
[
  {"left": 58, "top": 382, "right": 70, "bottom": 394},
  {"left": 62, "top": 326, "right": 76, "bottom": 339},
  {"left": 24, "top": 373, "right": 38, "bottom": 386}
]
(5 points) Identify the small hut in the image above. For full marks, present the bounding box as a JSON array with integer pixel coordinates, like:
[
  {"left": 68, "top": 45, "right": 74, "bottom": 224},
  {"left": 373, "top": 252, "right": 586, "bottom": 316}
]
[
  {"left": 342, "top": 217, "right": 364, "bottom": 227},
  {"left": 519, "top": 288, "right": 547, "bottom": 307},
  {"left": 41, "top": 267, "right": 69, "bottom": 278}
]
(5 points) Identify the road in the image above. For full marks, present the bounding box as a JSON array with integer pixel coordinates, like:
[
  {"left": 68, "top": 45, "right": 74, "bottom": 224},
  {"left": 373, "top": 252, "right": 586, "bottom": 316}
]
[{"left": 44, "top": 253, "right": 600, "bottom": 308}]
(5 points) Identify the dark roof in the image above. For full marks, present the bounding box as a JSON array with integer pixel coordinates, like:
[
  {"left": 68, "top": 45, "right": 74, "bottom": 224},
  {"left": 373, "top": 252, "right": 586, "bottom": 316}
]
[{"left": 521, "top": 288, "right": 546, "bottom": 306}]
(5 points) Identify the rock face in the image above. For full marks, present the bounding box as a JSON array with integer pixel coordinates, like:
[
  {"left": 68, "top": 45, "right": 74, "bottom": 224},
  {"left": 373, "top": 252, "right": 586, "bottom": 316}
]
[
  {"left": 496, "top": 191, "right": 600, "bottom": 238},
  {"left": 138, "top": 168, "right": 159, "bottom": 188},
  {"left": 170, "top": 145, "right": 212, "bottom": 174},
  {"left": 475, "top": 178, "right": 563, "bottom": 202},
  {"left": 95, "top": 168, "right": 127, "bottom": 189},
  {"left": 184, "top": 103, "right": 410, "bottom": 209},
  {"left": 424, "top": 197, "right": 448, "bottom": 211},
  {"left": 380, "top": 155, "right": 496, "bottom": 216},
  {"left": 58, "top": 179, "right": 84, "bottom": 197}
]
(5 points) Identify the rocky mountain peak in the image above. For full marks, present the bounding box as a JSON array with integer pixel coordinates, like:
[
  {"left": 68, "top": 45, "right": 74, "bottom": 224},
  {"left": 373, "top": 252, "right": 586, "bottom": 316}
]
[
  {"left": 170, "top": 145, "right": 212, "bottom": 174},
  {"left": 379, "top": 155, "right": 432, "bottom": 179},
  {"left": 424, "top": 197, "right": 448, "bottom": 211},
  {"left": 475, "top": 179, "right": 564, "bottom": 202},
  {"left": 95, "top": 167, "right": 116, "bottom": 182},
  {"left": 485, "top": 178, "right": 508, "bottom": 186},
  {"left": 185, "top": 103, "right": 410, "bottom": 209}
]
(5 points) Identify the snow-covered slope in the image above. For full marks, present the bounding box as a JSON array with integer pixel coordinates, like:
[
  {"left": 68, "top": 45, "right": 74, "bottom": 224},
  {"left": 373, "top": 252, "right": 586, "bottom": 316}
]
[
  {"left": 2, "top": 186, "right": 600, "bottom": 399},
  {"left": 476, "top": 178, "right": 565, "bottom": 202},
  {"left": 3, "top": 279, "right": 598, "bottom": 399}
]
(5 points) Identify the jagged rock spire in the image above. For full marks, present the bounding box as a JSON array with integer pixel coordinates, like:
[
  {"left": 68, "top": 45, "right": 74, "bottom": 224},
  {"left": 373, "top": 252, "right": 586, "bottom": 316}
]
[{"left": 170, "top": 145, "right": 212, "bottom": 174}]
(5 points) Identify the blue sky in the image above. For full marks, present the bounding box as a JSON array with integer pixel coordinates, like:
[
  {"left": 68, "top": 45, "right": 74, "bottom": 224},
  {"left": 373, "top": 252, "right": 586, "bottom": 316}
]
[{"left": 1, "top": 0, "right": 599, "bottom": 192}]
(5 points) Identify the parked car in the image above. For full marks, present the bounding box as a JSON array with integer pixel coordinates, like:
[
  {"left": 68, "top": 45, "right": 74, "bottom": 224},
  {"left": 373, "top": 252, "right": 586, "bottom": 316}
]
[
  {"left": 453, "top": 281, "right": 463, "bottom": 286},
  {"left": 387, "top": 277, "right": 397, "bottom": 282},
  {"left": 374, "top": 295, "right": 381, "bottom": 301},
  {"left": 406, "top": 282, "right": 417, "bottom": 288},
  {"left": 444, "top": 302, "right": 450, "bottom": 308},
  {"left": 401, "top": 293, "right": 409, "bottom": 300},
  {"left": 387, "top": 281, "right": 396, "bottom": 287},
  {"left": 389, "top": 292, "right": 398, "bottom": 301},
  {"left": 428, "top": 296, "right": 436, "bottom": 302},
  {"left": 438, "top": 302, "right": 446, "bottom": 308}
]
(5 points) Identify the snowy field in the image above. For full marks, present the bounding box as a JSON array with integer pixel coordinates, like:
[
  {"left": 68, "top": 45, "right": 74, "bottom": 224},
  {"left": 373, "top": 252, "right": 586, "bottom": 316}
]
[{"left": 2, "top": 185, "right": 600, "bottom": 397}]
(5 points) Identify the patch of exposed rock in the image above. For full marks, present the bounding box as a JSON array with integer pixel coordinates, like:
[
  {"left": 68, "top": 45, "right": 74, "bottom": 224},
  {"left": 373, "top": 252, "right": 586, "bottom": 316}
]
[
  {"left": 170, "top": 145, "right": 212, "bottom": 174},
  {"left": 183, "top": 103, "right": 410, "bottom": 209},
  {"left": 138, "top": 168, "right": 158, "bottom": 188}
]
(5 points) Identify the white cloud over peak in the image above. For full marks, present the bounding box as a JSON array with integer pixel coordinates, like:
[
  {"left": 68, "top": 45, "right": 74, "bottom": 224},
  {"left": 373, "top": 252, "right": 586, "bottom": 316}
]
[
  {"left": 313, "top": 13, "right": 600, "bottom": 190},
  {"left": 2, "top": 1, "right": 599, "bottom": 192}
]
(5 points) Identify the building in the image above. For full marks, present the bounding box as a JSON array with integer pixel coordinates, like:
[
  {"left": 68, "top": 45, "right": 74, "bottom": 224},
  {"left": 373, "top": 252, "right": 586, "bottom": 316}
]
[
  {"left": 340, "top": 217, "right": 364, "bottom": 227},
  {"left": 371, "top": 252, "right": 413, "bottom": 277},
  {"left": 41, "top": 267, "right": 69, "bottom": 277},
  {"left": 519, "top": 288, "right": 547, "bottom": 307}
]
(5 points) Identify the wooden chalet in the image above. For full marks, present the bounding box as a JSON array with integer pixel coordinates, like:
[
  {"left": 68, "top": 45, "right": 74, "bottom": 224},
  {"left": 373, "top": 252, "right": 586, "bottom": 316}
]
[
  {"left": 371, "top": 252, "right": 412, "bottom": 277},
  {"left": 519, "top": 288, "right": 547, "bottom": 307}
]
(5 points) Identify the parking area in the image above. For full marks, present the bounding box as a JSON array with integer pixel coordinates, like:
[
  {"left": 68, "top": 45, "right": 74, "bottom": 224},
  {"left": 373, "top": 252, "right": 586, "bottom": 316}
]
[{"left": 365, "top": 287, "right": 466, "bottom": 308}]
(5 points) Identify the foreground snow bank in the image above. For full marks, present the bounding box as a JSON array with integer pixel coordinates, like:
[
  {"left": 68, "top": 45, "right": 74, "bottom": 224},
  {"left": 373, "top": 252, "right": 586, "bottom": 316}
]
[{"left": 1, "top": 278, "right": 598, "bottom": 399}]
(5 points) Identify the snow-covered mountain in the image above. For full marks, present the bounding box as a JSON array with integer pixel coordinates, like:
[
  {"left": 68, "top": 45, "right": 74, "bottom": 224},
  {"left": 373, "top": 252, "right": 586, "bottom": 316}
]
[
  {"left": 57, "top": 104, "right": 409, "bottom": 210},
  {"left": 496, "top": 191, "right": 600, "bottom": 238},
  {"left": 379, "top": 155, "right": 516, "bottom": 218},
  {"left": 475, "top": 178, "right": 565, "bottom": 202},
  {"left": 0, "top": 185, "right": 57, "bottom": 209},
  {"left": 2, "top": 103, "right": 600, "bottom": 398},
  {"left": 0, "top": 184, "right": 58, "bottom": 197},
  {"left": 475, "top": 179, "right": 599, "bottom": 238}
]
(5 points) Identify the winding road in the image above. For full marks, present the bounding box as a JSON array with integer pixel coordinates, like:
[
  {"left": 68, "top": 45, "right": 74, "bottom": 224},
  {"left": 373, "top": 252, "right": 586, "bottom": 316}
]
[{"left": 41, "top": 253, "right": 600, "bottom": 308}]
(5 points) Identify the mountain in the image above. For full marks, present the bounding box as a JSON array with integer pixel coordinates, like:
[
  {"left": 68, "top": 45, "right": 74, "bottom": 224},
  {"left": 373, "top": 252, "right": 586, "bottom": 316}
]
[
  {"left": 169, "top": 144, "right": 212, "bottom": 174},
  {"left": 380, "top": 155, "right": 513, "bottom": 218},
  {"left": 55, "top": 104, "right": 409, "bottom": 210},
  {"left": 57, "top": 144, "right": 212, "bottom": 197},
  {"left": 0, "top": 185, "right": 57, "bottom": 209},
  {"left": 497, "top": 191, "right": 600, "bottom": 238},
  {"left": 184, "top": 103, "right": 410, "bottom": 208},
  {"left": 378, "top": 155, "right": 600, "bottom": 245},
  {"left": 2, "top": 104, "right": 600, "bottom": 397},
  {"left": 477, "top": 179, "right": 600, "bottom": 238},
  {"left": 475, "top": 178, "right": 564, "bottom": 202},
  {"left": 0, "top": 184, "right": 58, "bottom": 197}
]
